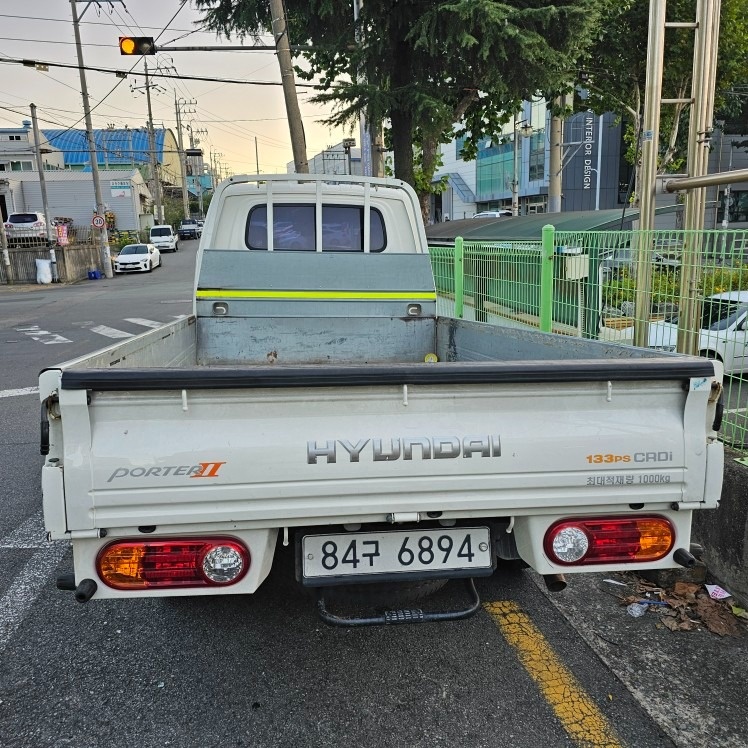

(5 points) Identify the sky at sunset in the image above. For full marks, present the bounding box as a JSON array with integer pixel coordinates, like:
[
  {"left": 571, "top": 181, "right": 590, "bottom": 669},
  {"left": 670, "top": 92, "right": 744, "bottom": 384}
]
[{"left": 0, "top": 1, "right": 350, "bottom": 174}]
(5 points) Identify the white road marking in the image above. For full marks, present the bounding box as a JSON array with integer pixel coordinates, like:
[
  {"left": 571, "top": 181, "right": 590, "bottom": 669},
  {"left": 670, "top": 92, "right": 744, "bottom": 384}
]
[
  {"left": 0, "top": 512, "right": 48, "bottom": 549},
  {"left": 0, "top": 387, "right": 39, "bottom": 399},
  {"left": 124, "top": 318, "right": 163, "bottom": 329},
  {"left": 90, "top": 324, "right": 133, "bottom": 339},
  {"left": 0, "top": 513, "right": 68, "bottom": 653},
  {"left": 14, "top": 325, "right": 71, "bottom": 344}
]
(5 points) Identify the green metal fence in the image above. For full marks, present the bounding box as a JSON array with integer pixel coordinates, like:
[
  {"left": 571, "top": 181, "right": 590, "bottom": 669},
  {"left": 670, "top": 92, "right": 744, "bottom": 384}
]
[{"left": 428, "top": 226, "right": 748, "bottom": 453}]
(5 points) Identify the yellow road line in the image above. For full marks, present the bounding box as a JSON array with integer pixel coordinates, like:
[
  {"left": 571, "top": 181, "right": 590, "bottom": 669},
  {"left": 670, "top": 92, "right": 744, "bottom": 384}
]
[
  {"left": 195, "top": 289, "right": 437, "bottom": 301},
  {"left": 484, "top": 600, "right": 623, "bottom": 748}
]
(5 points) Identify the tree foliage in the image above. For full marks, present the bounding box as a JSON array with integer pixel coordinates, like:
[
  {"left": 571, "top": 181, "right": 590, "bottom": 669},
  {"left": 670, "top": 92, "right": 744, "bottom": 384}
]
[{"left": 195, "top": 0, "right": 606, "bottom": 215}]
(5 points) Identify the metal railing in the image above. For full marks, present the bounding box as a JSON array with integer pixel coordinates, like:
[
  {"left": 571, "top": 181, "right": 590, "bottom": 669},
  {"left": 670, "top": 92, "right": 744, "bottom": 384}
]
[{"left": 429, "top": 226, "right": 748, "bottom": 453}]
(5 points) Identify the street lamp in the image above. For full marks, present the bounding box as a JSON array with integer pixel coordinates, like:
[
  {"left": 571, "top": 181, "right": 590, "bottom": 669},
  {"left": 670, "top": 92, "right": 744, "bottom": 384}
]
[{"left": 512, "top": 115, "right": 534, "bottom": 216}]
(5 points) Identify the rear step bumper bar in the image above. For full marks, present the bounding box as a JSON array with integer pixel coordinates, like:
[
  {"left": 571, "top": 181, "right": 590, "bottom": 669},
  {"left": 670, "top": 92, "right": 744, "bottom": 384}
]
[{"left": 316, "top": 578, "right": 481, "bottom": 627}]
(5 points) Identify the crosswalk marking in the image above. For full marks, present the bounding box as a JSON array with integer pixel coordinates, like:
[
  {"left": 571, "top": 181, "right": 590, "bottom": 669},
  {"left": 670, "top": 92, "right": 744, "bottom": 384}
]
[
  {"left": 0, "top": 387, "right": 39, "bottom": 399},
  {"left": 0, "top": 511, "right": 48, "bottom": 549},
  {"left": 89, "top": 324, "right": 134, "bottom": 339},
  {"left": 14, "top": 325, "right": 72, "bottom": 344},
  {"left": 124, "top": 318, "right": 163, "bottom": 329},
  {"left": 15, "top": 316, "right": 190, "bottom": 346}
]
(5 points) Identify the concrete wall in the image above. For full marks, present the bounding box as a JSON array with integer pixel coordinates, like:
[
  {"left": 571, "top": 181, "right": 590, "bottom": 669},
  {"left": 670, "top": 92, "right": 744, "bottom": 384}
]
[
  {"left": 692, "top": 447, "right": 748, "bottom": 604},
  {"left": 0, "top": 244, "right": 105, "bottom": 284}
]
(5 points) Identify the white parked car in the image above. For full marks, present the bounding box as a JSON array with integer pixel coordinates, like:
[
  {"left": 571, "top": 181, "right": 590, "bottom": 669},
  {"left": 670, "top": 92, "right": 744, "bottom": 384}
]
[
  {"left": 149, "top": 225, "right": 179, "bottom": 252},
  {"left": 645, "top": 291, "right": 748, "bottom": 376},
  {"left": 473, "top": 210, "right": 512, "bottom": 218},
  {"left": 3, "top": 212, "right": 55, "bottom": 246},
  {"left": 114, "top": 243, "right": 161, "bottom": 274}
]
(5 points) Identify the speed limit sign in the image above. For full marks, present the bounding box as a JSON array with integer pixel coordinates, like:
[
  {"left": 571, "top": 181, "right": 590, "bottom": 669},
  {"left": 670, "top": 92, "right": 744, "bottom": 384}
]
[{"left": 91, "top": 214, "right": 106, "bottom": 229}]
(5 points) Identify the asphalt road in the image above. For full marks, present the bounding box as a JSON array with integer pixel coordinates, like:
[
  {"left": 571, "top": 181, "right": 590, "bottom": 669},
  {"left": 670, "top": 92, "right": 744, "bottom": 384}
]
[{"left": 0, "top": 239, "right": 742, "bottom": 748}]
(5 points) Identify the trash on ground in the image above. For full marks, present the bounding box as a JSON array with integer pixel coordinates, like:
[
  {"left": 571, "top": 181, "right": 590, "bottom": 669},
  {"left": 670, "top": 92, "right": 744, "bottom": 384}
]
[
  {"left": 616, "top": 573, "right": 746, "bottom": 637},
  {"left": 626, "top": 602, "right": 649, "bottom": 618},
  {"left": 603, "top": 579, "right": 628, "bottom": 587},
  {"left": 705, "top": 584, "right": 732, "bottom": 600}
]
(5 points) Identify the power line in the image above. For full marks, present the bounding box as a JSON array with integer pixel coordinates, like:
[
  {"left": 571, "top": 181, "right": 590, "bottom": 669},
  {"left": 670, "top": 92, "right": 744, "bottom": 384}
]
[
  {"left": 0, "top": 37, "right": 117, "bottom": 48},
  {"left": 0, "top": 58, "right": 314, "bottom": 87},
  {"left": 0, "top": 13, "right": 209, "bottom": 33}
]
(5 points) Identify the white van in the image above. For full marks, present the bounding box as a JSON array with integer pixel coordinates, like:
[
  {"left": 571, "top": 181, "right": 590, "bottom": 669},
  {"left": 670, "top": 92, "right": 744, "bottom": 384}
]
[{"left": 149, "top": 224, "right": 179, "bottom": 252}]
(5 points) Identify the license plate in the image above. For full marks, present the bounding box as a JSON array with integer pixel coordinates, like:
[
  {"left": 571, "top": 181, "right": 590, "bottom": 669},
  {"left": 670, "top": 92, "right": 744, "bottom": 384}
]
[{"left": 301, "top": 527, "right": 492, "bottom": 580}]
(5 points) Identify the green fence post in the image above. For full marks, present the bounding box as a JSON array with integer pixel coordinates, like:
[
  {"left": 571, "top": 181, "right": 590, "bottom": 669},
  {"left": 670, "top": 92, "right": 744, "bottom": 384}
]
[
  {"left": 454, "top": 236, "right": 465, "bottom": 319},
  {"left": 540, "top": 224, "right": 555, "bottom": 332}
]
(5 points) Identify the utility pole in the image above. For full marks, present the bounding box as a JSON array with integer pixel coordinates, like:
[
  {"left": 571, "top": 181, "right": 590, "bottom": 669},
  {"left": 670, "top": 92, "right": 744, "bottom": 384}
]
[
  {"left": 512, "top": 113, "right": 520, "bottom": 217},
  {"left": 175, "top": 95, "right": 196, "bottom": 220},
  {"left": 352, "top": 0, "right": 373, "bottom": 176},
  {"left": 211, "top": 151, "right": 223, "bottom": 188},
  {"left": 143, "top": 60, "right": 163, "bottom": 224},
  {"left": 269, "top": 0, "right": 308, "bottom": 173},
  {"left": 0, "top": 190, "right": 10, "bottom": 283},
  {"left": 547, "top": 99, "right": 564, "bottom": 213},
  {"left": 70, "top": 0, "right": 114, "bottom": 278},
  {"left": 30, "top": 103, "right": 58, "bottom": 282},
  {"left": 511, "top": 113, "right": 533, "bottom": 217}
]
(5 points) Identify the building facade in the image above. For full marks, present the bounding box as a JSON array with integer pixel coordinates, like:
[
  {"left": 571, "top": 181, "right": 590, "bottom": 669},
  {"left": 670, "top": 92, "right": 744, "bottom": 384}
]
[
  {"left": 0, "top": 121, "right": 65, "bottom": 173},
  {"left": 0, "top": 170, "right": 152, "bottom": 231},
  {"left": 433, "top": 100, "right": 630, "bottom": 221}
]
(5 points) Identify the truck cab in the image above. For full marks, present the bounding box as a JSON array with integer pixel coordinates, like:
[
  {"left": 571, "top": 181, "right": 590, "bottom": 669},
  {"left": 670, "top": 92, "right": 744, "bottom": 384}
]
[{"left": 178, "top": 219, "right": 200, "bottom": 240}]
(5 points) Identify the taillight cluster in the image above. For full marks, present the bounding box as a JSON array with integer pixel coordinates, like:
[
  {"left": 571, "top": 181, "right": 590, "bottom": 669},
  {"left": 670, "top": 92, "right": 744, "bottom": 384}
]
[
  {"left": 544, "top": 516, "right": 674, "bottom": 566},
  {"left": 97, "top": 538, "right": 250, "bottom": 590}
]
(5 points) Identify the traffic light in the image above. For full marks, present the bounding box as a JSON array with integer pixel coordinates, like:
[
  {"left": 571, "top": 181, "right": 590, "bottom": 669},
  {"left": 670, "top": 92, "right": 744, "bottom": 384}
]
[{"left": 119, "top": 36, "right": 157, "bottom": 55}]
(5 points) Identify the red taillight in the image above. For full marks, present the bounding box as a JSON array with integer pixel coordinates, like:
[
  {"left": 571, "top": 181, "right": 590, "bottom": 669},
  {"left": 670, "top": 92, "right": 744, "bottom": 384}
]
[
  {"left": 97, "top": 538, "right": 250, "bottom": 590},
  {"left": 544, "top": 516, "right": 674, "bottom": 566}
]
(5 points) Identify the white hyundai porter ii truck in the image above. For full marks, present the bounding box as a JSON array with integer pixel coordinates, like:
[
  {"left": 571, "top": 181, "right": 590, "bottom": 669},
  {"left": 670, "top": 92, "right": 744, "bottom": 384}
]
[{"left": 40, "top": 174, "right": 724, "bottom": 626}]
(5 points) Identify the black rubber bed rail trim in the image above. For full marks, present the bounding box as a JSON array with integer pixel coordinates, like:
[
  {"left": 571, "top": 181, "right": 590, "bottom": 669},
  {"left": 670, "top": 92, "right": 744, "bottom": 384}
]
[{"left": 59, "top": 359, "right": 715, "bottom": 391}]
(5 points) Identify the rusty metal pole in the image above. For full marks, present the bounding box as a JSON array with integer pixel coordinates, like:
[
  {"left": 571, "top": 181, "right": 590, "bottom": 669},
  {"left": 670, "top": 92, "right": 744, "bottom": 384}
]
[
  {"left": 677, "top": 0, "right": 722, "bottom": 356},
  {"left": 633, "top": 0, "right": 666, "bottom": 348}
]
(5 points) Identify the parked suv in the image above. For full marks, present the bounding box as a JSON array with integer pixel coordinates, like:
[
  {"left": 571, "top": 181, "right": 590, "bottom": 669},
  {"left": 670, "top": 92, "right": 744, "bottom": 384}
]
[
  {"left": 178, "top": 219, "right": 200, "bottom": 240},
  {"left": 149, "top": 225, "right": 179, "bottom": 252},
  {"left": 3, "top": 212, "right": 55, "bottom": 247}
]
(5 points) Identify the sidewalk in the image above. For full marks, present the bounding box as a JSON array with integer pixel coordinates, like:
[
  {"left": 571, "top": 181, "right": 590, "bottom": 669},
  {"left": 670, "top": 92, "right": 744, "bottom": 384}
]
[{"left": 536, "top": 569, "right": 746, "bottom": 748}]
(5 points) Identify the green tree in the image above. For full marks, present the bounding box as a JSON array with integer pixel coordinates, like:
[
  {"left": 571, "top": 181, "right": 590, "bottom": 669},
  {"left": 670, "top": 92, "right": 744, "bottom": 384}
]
[{"left": 195, "top": 0, "right": 606, "bottom": 217}]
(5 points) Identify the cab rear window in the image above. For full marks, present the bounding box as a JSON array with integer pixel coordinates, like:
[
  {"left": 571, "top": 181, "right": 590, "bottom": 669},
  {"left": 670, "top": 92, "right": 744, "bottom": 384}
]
[{"left": 246, "top": 204, "right": 386, "bottom": 252}]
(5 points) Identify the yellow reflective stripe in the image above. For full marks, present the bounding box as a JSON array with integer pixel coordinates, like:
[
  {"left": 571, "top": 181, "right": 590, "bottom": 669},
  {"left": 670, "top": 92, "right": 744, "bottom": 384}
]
[
  {"left": 484, "top": 601, "right": 624, "bottom": 748},
  {"left": 195, "top": 289, "right": 436, "bottom": 301}
]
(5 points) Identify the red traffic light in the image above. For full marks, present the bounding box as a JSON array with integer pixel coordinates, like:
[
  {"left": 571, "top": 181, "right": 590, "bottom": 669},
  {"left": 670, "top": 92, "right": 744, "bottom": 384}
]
[{"left": 119, "top": 36, "right": 157, "bottom": 55}]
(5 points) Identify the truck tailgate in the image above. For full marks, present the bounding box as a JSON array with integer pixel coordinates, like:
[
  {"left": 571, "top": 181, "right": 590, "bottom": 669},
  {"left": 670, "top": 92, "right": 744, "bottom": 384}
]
[{"left": 54, "top": 359, "right": 716, "bottom": 532}]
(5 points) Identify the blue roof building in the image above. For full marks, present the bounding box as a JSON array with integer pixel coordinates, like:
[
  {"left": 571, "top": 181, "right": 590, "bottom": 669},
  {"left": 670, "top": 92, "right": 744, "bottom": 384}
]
[{"left": 40, "top": 127, "right": 182, "bottom": 186}]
